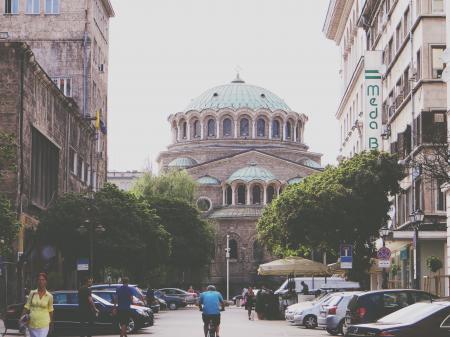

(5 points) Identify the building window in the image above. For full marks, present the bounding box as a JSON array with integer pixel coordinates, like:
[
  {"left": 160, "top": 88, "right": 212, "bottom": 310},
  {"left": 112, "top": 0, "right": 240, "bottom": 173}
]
[
  {"left": 207, "top": 119, "right": 216, "bottom": 137},
  {"left": 267, "top": 186, "right": 275, "bottom": 203},
  {"left": 84, "top": 163, "right": 89, "bottom": 184},
  {"left": 297, "top": 123, "right": 301, "bottom": 142},
  {"left": 272, "top": 120, "right": 280, "bottom": 138},
  {"left": 31, "top": 128, "right": 59, "bottom": 208},
  {"left": 431, "top": 46, "right": 445, "bottom": 79},
  {"left": 226, "top": 185, "right": 232, "bottom": 205},
  {"left": 4, "top": 0, "right": 19, "bottom": 14},
  {"left": 286, "top": 121, "right": 292, "bottom": 139},
  {"left": 197, "top": 197, "right": 211, "bottom": 212},
  {"left": 26, "top": 0, "right": 40, "bottom": 14},
  {"left": 403, "top": 7, "right": 410, "bottom": 37},
  {"left": 414, "top": 179, "right": 422, "bottom": 210},
  {"left": 252, "top": 185, "right": 261, "bottom": 204},
  {"left": 77, "top": 157, "right": 83, "bottom": 179},
  {"left": 223, "top": 118, "right": 232, "bottom": 137},
  {"left": 52, "top": 78, "right": 72, "bottom": 97},
  {"left": 45, "top": 0, "right": 60, "bottom": 14},
  {"left": 437, "top": 179, "right": 446, "bottom": 211},
  {"left": 193, "top": 120, "right": 200, "bottom": 138},
  {"left": 257, "top": 118, "right": 266, "bottom": 137},
  {"left": 182, "top": 121, "right": 187, "bottom": 139},
  {"left": 432, "top": 0, "right": 444, "bottom": 13},
  {"left": 395, "top": 23, "right": 402, "bottom": 51},
  {"left": 416, "top": 50, "right": 421, "bottom": 80},
  {"left": 229, "top": 239, "right": 238, "bottom": 259},
  {"left": 69, "top": 148, "right": 76, "bottom": 173},
  {"left": 240, "top": 118, "right": 249, "bottom": 137},
  {"left": 253, "top": 240, "right": 264, "bottom": 262},
  {"left": 237, "top": 185, "right": 246, "bottom": 204}
]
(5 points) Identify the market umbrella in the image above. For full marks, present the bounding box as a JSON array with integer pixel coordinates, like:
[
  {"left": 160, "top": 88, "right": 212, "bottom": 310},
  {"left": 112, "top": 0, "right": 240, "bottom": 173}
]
[{"left": 257, "top": 256, "right": 330, "bottom": 276}]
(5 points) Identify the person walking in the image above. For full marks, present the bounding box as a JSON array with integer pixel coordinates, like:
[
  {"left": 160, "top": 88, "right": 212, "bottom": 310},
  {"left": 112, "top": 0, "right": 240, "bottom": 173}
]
[
  {"left": 255, "top": 286, "right": 266, "bottom": 320},
  {"left": 244, "top": 287, "right": 255, "bottom": 320},
  {"left": 21, "top": 273, "right": 54, "bottom": 337},
  {"left": 146, "top": 286, "right": 155, "bottom": 307},
  {"left": 114, "top": 277, "right": 133, "bottom": 337},
  {"left": 300, "top": 281, "right": 309, "bottom": 295},
  {"left": 78, "top": 277, "right": 99, "bottom": 337}
]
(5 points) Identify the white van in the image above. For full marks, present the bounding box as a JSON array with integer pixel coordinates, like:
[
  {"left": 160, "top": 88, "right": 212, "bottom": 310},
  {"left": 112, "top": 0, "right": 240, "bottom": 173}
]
[{"left": 274, "top": 276, "right": 360, "bottom": 295}]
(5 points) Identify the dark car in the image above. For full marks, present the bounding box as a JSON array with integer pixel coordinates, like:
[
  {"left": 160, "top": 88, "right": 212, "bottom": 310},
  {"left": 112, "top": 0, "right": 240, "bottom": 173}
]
[
  {"left": 90, "top": 284, "right": 147, "bottom": 306},
  {"left": 158, "top": 288, "right": 197, "bottom": 305},
  {"left": 345, "top": 301, "right": 450, "bottom": 337},
  {"left": 4, "top": 291, "right": 153, "bottom": 335},
  {"left": 154, "top": 289, "right": 188, "bottom": 310},
  {"left": 344, "top": 289, "right": 436, "bottom": 333},
  {"left": 92, "top": 290, "right": 160, "bottom": 313}
]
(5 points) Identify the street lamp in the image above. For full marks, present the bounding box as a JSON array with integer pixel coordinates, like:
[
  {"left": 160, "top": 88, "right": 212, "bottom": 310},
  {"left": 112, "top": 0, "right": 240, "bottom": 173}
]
[
  {"left": 379, "top": 226, "right": 390, "bottom": 289},
  {"left": 225, "top": 234, "right": 230, "bottom": 302},
  {"left": 409, "top": 209, "right": 424, "bottom": 290}
]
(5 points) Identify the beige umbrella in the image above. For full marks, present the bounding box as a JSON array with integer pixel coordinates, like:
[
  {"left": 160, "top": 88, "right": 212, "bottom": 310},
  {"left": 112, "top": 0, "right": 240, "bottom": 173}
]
[{"left": 258, "top": 256, "right": 330, "bottom": 276}]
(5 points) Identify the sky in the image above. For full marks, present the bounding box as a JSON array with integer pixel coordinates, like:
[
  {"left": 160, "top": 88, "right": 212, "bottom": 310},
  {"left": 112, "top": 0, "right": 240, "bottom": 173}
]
[{"left": 108, "top": 0, "right": 341, "bottom": 172}]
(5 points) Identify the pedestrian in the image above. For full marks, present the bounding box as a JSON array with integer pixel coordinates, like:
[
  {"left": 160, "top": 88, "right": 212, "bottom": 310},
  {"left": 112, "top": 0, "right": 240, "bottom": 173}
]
[
  {"left": 146, "top": 286, "right": 155, "bottom": 307},
  {"left": 78, "top": 277, "right": 99, "bottom": 337},
  {"left": 114, "top": 277, "right": 133, "bottom": 337},
  {"left": 300, "top": 281, "right": 309, "bottom": 295},
  {"left": 255, "top": 286, "right": 266, "bottom": 320},
  {"left": 21, "top": 273, "right": 54, "bottom": 337},
  {"left": 187, "top": 285, "right": 195, "bottom": 293},
  {"left": 244, "top": 287, "right": 255, "bottom": 320}
]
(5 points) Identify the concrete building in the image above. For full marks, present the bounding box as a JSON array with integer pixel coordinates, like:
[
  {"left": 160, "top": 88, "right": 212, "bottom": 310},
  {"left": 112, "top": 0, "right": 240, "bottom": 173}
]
[
  {"left": 0, "top": 0, "right": 115, "bottom": 187},
  {"left": 157, "top": 75, "right": 322, "bottom": 291},
  {"left": 0, "top": 42, "right": 98, "bottom": 302},
  {"left": 324, "top": 0, "right": 447, "bottom": 295},
  {"left": 107, "top": 171, "right": 145, "bottom": 191}
]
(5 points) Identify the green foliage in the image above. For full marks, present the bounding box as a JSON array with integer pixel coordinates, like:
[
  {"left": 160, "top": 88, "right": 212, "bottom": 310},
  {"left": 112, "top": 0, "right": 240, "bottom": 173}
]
[
  {"left": 132, "top": 170, "right": 197, "bottom": 204},
  {"left": 426, "top": 256, "right": 443, "bottom": 273},
  {"left": 391, "top": 263, "right": 400, "bottom": 276},
  {"left": 257, "top": 151, "right": 403, "bottom": 283},
  {"left": 0, "top": 132, "right": 16, "bottom": 172},
  {"left": 0, "top": 194, "right": 19, "bottom": 257}
]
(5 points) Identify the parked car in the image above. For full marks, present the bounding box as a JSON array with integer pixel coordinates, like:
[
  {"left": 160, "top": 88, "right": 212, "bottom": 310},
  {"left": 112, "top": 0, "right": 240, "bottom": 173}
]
[
  {"left": 345, "top": 301, "right": 450, "bottom": 337},
  {"left": 344, "top": 289, "right": 436, "bottom": 334},
  {"left": 90, "top": 284, "right": 147, "bottom": 306},
  {"left": 92, "top": 290, "right": 160, "bottom": 313},
  {"left": 3, "top": 291, "right": 153, "bottom": 335},
  {"left": 158, "top": 288, "right": 197, "bottom": 305},
  {"left": 154, "top": 289, "right": 188, "bottom": 310},
  {"left": 275, "top": 277, "right": 360, "bottom": 296},
  {"left": 318, "top": 292, "right": 362, "bottom": 335},
  {"left": 285, "top": 292, "right": 338, "bottom": 328}
]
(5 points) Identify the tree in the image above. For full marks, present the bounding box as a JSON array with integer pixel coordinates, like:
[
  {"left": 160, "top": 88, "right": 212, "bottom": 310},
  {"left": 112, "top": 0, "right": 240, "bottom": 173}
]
[
  {"left": 132, "top": 170, "right": 197, "bottom": 204},
  {"left": 37, "top": 184, "right": 171, "bottom": 284},
  {"left": 257, "top": 151, "right": 403, "bottom": 284}
]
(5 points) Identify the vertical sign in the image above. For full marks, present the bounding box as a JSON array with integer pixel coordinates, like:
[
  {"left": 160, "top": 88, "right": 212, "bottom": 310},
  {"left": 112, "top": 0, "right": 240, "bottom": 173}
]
[
  {"left": 340, "top": 244, "right": 353, "bottom": 269},
  {"left": 364, "top": 51, "right": 383, "bottom": 151}
]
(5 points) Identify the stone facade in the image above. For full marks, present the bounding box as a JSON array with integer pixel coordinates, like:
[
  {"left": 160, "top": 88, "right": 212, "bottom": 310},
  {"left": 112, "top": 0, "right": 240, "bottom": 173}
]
[
  {"left": 107, "top": 171, "right": 145, "bottom": 191},
  {"left": 0, "top": 42, "right": 97, "bottom": 299},
  {"left": 0, "top": 0, "right": 114, "bottom": 187},
  {"left": 157, "top": 76, "right": 322, "bottom": 291}
]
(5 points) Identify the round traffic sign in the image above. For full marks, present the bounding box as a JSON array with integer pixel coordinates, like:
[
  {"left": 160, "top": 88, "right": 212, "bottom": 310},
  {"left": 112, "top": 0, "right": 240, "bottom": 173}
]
[{"left": 377, "top": 247, "right": 391, "bottom": 260}]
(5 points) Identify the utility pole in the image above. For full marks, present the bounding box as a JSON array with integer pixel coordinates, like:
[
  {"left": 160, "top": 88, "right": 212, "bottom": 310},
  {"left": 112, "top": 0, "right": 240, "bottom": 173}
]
[{"left": 226, "top": 234, "right": 230, "bottom": 301}]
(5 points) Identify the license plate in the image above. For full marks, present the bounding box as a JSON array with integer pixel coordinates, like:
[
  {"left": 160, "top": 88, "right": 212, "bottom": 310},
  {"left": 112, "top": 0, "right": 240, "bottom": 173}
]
[{"left": 320, "top": 312, "right": 326, "bottom": 317}]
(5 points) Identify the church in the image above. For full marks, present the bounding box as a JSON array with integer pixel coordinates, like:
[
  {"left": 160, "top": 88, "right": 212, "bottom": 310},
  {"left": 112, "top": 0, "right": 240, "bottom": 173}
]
[{"left": 157, "top": 75, "right": 322, "bottom": 290}]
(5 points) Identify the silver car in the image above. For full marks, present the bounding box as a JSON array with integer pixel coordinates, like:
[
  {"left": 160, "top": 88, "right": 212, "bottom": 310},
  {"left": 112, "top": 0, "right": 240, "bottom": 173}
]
[
  {"left": 290, "top": 293, "right": 337, "bottom": 328},
  {"left": 318, "top": 291, "right": 362, "bottom": 335}
]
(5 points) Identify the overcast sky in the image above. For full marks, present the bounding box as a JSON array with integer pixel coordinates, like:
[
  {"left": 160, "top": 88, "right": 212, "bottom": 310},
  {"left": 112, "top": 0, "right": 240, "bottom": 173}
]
[{"left": 108, "top": 0, "right": 341, "bottom": 172}]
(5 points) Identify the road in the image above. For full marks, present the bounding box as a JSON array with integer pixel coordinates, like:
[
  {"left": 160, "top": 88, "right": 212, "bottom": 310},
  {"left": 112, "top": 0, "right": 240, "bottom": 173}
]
[{"left": 2, "top": 307, "right": 329, "bottom": 337}]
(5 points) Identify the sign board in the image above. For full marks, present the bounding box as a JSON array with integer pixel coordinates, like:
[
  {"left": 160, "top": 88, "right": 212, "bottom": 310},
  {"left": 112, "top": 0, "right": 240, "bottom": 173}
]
[
  {"left": 378, "top": 259, "right": 391, "bottom": 268},
  {"left": 77, "top": 258, "right": 89, "bottom": 271},
  {"left": 377, "top": 246, "right": 391, "bottom": 268},
  {"left": 400, "top": 248, "right": 408, "bottom": 261},
  {"left": 364, "top": 51, "right": 383, "bottom": 151},
  {"left": 340, "top": 244, "right": 353, "bottom": 269}
]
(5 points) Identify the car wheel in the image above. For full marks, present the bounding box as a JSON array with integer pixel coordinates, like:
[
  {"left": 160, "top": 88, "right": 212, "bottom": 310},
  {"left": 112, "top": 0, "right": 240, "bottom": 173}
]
[
  {"left": 126, "top": 318, "right": 136, "bottom": 333},
  {"left": 326, "top": 328, "right": 339, "bottom": 336},
  {"left": 169, "top": 302, "right": 178, "bottom": 310},
  {"left": 303, "top": 315, "right": 317, "bottom": 329},
  {"left": 337, "top": 320, "right": 344, "bottom": 335}
]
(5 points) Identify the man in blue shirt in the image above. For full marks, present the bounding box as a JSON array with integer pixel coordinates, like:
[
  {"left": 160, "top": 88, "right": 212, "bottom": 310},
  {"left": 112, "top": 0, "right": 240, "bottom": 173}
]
[
  {"left": 199, "top": 285, "right": 225, "bottom": 337},
  {"left": 114, "top": 277, "right": 133, "bottom": 337}
]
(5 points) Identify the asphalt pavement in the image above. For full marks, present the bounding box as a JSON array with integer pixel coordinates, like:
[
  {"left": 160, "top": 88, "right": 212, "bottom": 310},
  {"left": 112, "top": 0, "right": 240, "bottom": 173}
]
[{"left": 1, "top": 306, "right": 329, "bottom": 337}]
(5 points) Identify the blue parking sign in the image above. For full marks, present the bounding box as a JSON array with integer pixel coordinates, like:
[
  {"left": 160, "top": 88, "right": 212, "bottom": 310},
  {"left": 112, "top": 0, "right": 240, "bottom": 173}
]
[{"left": 340, "top": 244, "right": 353, "bottom": 269}]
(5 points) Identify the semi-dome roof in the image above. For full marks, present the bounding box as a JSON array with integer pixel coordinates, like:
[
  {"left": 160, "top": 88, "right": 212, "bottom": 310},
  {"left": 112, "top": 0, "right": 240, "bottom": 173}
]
[
  {"left": 287, "top": 177, "right": 304, "bottom": 185},
  {"left": 168, "top": 157, "right": 197, "bottom": 168},
  {"left": 197, "top": 175, "right": 221, "bottom": 185},
  {"left": 227, "top": 164, "right": 276, "bottom": 183},
  {"left": 185, "top": 75, "right": 291, "bottom": 112}
]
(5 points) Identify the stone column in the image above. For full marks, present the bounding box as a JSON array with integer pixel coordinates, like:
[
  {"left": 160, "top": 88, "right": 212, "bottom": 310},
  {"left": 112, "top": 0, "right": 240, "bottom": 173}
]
[
  {"left": 269, "top": 119, "right": 273, "bottom": 139},
  {"left": 246, "top": 185, "right": 251, "bottom": 205},
  {"left": 263, "top": 185, "right": 268, "bottom": 205},
  {"left": 282, "top": 122, "right": 287, "bottom": 141},
  {"left": 200, "top": 121, "right": 204, "bottom": 139},
  {"left": 234, "top": 120, "right": 238, "bottom": 138},
  {"left": 222, "top": 187, "right": 226, "bottom": 205},
  {"left": 231, "top": 184, "right": 236, "bottom": 205},
  {"left": 216, "top": 120, "right": 220, "bottom": 138},
  {"left": 187, "top": 122, "right": 191, "bottom": 141},
  {"left": 252, "top": 120, "right": 256, "bottom": 138}
]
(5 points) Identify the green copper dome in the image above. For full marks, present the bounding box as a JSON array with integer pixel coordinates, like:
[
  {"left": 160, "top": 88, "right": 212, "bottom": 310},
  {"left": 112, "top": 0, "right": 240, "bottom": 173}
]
[
  {"left": 227, "top": 165, "right": 276, "bottom": 183},
  {"left": 185, "top": 75, "right": 291, "bottom": 112},
  {"left": 197, "top": 175, "right": 221, "bottom": 185},
  {"left": 168, "top": 157, "right": 197, "bottom": 168}
]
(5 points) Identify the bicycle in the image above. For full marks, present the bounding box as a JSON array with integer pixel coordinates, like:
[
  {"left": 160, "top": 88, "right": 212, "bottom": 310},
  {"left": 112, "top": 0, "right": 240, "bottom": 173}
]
[{"left": 205, "top": 316, "right": 217, "bottom": 337}]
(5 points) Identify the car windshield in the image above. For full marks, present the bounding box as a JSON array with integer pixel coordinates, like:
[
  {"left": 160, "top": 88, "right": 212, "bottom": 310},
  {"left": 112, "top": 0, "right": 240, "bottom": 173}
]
[
  {"left": 378, "top": 303, "right": 442, "bottom": 325},
  {"left": 92, "top": 293, "right": 112, "bottom": 306}
]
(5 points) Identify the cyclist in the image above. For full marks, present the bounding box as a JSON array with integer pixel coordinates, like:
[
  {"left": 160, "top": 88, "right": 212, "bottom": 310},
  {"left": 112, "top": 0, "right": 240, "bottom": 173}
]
[{"left": 199, "top": 285, "right": 225, "bottom": 337}]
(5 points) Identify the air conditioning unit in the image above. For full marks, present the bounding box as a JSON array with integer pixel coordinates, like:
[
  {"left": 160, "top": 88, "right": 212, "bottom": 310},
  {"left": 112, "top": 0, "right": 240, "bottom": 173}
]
[{"left": 98, "top": 64, "right": 105, "bottom": 72}]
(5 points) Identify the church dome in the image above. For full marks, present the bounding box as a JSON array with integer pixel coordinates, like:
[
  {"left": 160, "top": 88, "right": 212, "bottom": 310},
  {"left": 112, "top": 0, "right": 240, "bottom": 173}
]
[
  {"left": 185, "top": 75, "right": 291, "bottom": 112},
  {"left": 227, "top": 165, "right": 276, "bottom": 183}
]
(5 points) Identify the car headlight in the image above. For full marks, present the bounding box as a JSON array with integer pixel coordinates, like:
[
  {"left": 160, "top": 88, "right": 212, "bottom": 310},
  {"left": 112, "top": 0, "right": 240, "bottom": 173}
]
[
  {"left": 136, "top": 309, "right": 147, "bottom": 316},
  {"left": 294, "top": 311, "right": 303, "bottom": 316}
]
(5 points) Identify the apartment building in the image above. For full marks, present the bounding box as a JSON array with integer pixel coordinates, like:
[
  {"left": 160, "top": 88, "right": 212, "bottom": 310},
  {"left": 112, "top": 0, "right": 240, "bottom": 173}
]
[{"left": 325, "top": 0, "right": 448, "bottom": 295}]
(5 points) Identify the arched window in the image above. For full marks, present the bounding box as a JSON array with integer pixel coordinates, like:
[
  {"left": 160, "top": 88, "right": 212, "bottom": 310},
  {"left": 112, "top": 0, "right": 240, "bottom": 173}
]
[
  {"left": 193, "top": 120, "right": 200, "bottom": 138},
  {"left": 252, "top": 185, "right": 261, "bottom": 204},
  {"left": 229, "top": 239, "right": 238, "bottom": 259},
  {"left": 237, "top": 185, "right": 246, "bottom": 204},
  {"left": 207, "top": 119, "right": 216, "bottom": 137},
  {"left": 267, "top": 186, "right": 275, "bottom": 203},
  {"left": 286, "top": 121, "right": 292, "bottom": 139},
  {"left": 226, "top": 186, "right": 232, "bottom": 205},
  {"left": 253, "top": 240, "right": 264, "bottom": 262},
  {"left": 182, "top": 121, "right": 187, "bottom": 139},
  {"left": 257, "top": 118, "right": 266, "bottom": 137},
  {"left": 272, "top": 120, "right": 280, "bottom": 138},
  {"left": 223, "top": 118, "right": 232, "bottom": 137},
  {"left": 240, "top": 118, "right": 249, "bottom": 137}
]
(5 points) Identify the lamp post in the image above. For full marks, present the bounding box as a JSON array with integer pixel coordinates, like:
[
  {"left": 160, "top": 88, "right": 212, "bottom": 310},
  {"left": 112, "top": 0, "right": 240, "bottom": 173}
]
[
  {"left": 379, "top": 227, "right": 390, "bottom": 289},
  {"left": 225, "top": 234, "right": 230, "bottom": 302},
  {"left": 409, "top": 209, "right": 424, "bottom": 290}
]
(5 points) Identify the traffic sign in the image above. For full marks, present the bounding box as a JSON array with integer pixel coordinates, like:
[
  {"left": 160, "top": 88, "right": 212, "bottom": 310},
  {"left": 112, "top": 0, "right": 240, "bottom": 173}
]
[
  {"left": 340, "top": 244, "right": 353, "bottom": 269},
  {"left": 377, "top": 247, "right": 391, "bottom": 260},
  {"left": 77, "top": 258, "right": 89, "bottom": 271}
]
